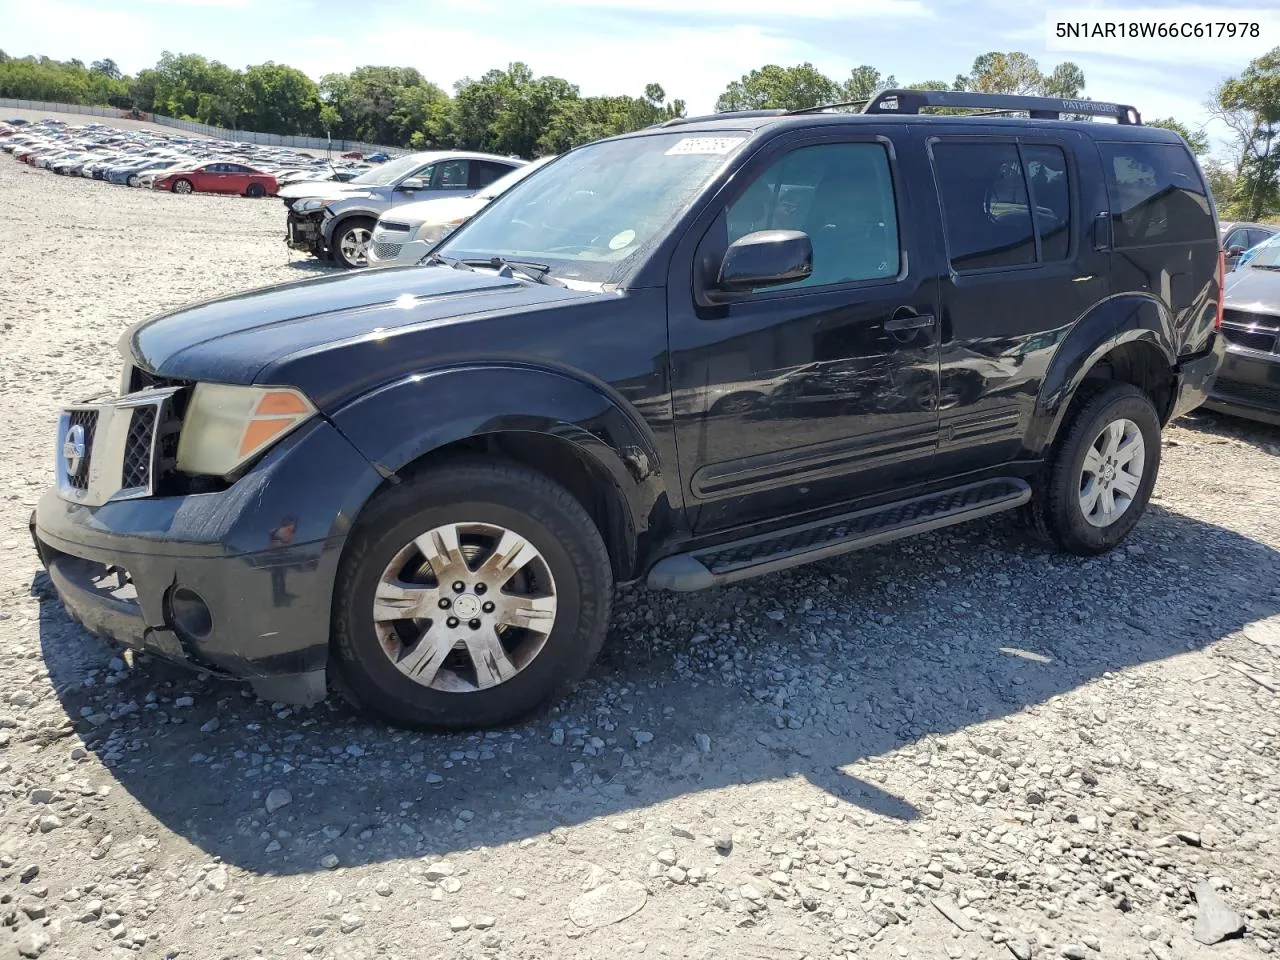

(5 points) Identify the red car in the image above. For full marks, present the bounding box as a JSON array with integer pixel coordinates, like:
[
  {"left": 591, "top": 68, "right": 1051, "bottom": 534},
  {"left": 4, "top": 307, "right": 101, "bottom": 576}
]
[{"left": 153, "top": 162, "right": 278, "bottom": 197}]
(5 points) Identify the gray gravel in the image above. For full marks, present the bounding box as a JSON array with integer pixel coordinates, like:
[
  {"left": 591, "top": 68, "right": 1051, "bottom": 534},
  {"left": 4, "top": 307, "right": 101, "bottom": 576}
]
[{"left": 2, "top": 156, "right": 1279, "bottom": 960}]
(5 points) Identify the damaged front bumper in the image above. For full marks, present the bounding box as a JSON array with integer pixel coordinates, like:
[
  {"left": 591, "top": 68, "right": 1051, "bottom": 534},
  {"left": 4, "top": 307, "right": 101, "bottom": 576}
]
[
  {"left": 31, "top": 420, "right": 384, "bottom": 705},
  {"left": 285, "top": 210, "right": 328, "bottom": 255}
]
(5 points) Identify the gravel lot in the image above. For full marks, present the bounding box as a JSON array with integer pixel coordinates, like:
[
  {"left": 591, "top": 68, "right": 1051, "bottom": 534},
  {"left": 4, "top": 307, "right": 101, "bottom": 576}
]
[{"left": 2, "top": 156, "right": 1279, "bottom": 960}]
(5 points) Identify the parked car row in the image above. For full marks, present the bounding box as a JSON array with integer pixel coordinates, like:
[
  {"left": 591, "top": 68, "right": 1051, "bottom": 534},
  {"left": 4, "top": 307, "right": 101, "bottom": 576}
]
[{"left": 0, "top": 116, "right": 388, "bottom": 198}]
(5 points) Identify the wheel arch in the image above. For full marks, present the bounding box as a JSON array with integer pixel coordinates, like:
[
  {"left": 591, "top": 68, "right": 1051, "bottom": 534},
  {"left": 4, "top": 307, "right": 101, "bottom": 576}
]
[
  {"left": 322, "top": 207, "right": 382, "bottom": 243},
  {"left": 1028, "top": 293, "right": 1179, "bottom": 454},
  {"left": 330, "top": 365, "right": 674, "bottom": 582}
]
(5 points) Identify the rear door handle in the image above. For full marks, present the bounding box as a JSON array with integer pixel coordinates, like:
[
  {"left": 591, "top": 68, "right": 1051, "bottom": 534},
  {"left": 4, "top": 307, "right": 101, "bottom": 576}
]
[{"left": 884, "top": 312, "right": 937, "bottom": 332}]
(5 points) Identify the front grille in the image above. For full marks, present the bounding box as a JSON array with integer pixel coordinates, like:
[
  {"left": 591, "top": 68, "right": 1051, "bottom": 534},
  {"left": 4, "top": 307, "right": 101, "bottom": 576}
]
[
  {"left": 1214, "top": 377, "right": 1280, "bottom": 409},
  {"left": 1223, "top": 308, "right": 1280, "bottom": 329},
  {"left": 1222, "top": 326, "right": 1279, "bottom": 352},
  {"left": 379, "top": 221, "right": 412, "bottom": 232},
  {"left": 372, "top": 241, "right": 403, "bottom": 260},
  {"left": 121, "top": 406, "right": 157, "bottom": 490},
  {"left": 66, "top": 409, "right": 98, "bottom": 491}
]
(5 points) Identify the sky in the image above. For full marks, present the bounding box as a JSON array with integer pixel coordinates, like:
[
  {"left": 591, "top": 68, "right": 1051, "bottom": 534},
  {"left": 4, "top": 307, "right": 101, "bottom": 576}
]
[{"left": 2, "top": 0, "right": 1274, "bottom": 153}]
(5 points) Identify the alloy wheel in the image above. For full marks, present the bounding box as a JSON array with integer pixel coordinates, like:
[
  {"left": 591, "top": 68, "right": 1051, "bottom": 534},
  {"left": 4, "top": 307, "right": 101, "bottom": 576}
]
[
  {"left": 339, "top": 227, "right": 372, "bottom": 266},
  {"left": 1078, "top": 418, "right": 1145, "bottom": 528},
  {"left": 371, "top": 522, "right": 558, "bottom": 693}
]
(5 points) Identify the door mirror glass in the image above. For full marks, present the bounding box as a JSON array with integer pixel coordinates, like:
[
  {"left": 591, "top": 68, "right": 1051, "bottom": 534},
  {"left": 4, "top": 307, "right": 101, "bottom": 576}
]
[
  {"left": 1227, "top": 245, "right": 1245, "bottom": 256},
  {"left": 399, "top": 176, "right": 427, "bottom": 192},
  {"left": 718, "top": 230, "right": 813, "bottom": 291}
]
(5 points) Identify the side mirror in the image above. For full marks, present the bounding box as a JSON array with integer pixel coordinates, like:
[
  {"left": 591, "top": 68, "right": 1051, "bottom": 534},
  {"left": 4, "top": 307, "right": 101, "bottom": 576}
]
[
  {"left": 1228, "top": 245, "right": 1245, "bottom": 257},
  {"left": 717, "top": 230, "right": 812, "bottom": 292},
  {"left": 399, "top": 176, "right": 427, "bottom": 192}
]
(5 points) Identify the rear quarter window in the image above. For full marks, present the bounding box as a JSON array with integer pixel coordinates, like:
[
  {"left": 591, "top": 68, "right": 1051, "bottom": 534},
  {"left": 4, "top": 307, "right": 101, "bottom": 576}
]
[{"left": 1098, "top": 141, "right": 1214, "bottom": 248}]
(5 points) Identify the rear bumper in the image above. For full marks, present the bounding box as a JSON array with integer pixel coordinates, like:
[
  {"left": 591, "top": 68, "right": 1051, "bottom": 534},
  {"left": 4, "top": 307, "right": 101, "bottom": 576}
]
[
  {"left": 1170, "top": 332, "right": 1227, "bottom": 421},
  {"left": 1203, "top": 343, "right": 1280, "bottom": 426}
]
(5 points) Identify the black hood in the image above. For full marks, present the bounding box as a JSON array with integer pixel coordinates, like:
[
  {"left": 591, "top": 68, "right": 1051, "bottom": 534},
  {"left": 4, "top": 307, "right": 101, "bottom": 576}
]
[{"left": 125, "top": 265, "right": 613, "bottom": 411}]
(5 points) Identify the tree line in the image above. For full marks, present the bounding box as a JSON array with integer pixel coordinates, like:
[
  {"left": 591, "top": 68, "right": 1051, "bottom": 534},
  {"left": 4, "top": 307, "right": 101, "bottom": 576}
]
[
  {"left": 0, "top": 45, "right": 1276, "bottom": 218},
  {"left": 0, "top": 51, "right": 683, "bottom": 157}
]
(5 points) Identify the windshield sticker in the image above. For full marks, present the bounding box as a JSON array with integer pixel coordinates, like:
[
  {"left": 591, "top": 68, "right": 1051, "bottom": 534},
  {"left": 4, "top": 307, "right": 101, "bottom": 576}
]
[
  {"left": 609, "top": 229, "right": 637, "bottom": 251},
  {"left": 664, "top": 137, "right": 745, "bottom": 156}
]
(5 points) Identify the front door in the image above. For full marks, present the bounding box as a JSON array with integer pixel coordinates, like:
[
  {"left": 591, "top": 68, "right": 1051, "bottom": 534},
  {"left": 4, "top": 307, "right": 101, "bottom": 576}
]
[{"left": 666, "top": 131, "right": 942, "bottom": 534}]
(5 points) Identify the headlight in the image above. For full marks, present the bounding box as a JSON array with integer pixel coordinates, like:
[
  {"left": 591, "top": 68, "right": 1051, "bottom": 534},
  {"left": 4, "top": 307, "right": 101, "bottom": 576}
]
[
  {"left": 416, "top": 217, "right": 468, "bottom": 244},
  {"left": 176, "top": 384, "right": 315, "bottom": 478},
  {"left": 293, "top": 197, "right": 334, "bottom": 213}
]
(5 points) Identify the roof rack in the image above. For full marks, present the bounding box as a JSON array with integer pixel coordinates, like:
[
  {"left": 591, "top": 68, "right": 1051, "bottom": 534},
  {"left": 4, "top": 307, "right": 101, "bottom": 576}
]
[
  {"left": 854, "top": 89, "right": 1142, "bottom": 125},
  {"left": 651, "top": 109, "right": 787, "bottom": 129}
]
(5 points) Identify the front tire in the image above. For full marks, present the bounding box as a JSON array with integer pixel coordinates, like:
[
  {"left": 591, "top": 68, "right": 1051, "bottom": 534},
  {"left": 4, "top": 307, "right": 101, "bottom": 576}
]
[
  {"left": 330, "top": 458, "right": 614, "bottom": 729},
  {"left": 245, "top": 182, "right": 265, "bottom": 198},
  {"left": 332, "top": 217, "right": 376, "bottom": 268},
  {"left": 172, "top": 178, "right": 193, "bottom": 195},
  {"left": 1030, "top": 383, "right": 1161, "bottom": 556}
]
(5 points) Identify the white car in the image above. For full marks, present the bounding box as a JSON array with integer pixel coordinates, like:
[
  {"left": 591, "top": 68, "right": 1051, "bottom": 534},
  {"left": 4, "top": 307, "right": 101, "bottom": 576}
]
[{"left": 366, "top": 156, "right": 555, "bottom": 267}]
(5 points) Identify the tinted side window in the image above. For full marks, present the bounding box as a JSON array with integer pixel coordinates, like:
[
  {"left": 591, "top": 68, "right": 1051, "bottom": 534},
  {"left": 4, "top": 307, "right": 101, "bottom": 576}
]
[
  {"left": 1023, "top": 144, "right": 1071, "bottom": 262},
  {"left": 1224, "top": 228, "right": 1249, "bottom": 251},
  {"left": 1248, "top": 228, "right": 1274, "bottom": 248},
  {"left": 1098, "top": 141, "right": 1213, "bottom": 247},
  {"left": 474, "top": 160, "right": 514, "bottom": 188},
  {"left": 436, "top": 159, "right": 470, "bottom": 188},
  {"left": 724, "top": 141, "right": 900, "bottom": 288},
  {"left": 933, "top": 142, "right": 1035, "bottom": 271}
]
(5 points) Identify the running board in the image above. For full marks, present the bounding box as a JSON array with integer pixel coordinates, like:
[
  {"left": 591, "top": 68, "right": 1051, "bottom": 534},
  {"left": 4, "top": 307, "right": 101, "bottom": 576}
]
[{"left": 648, "top": 478, "right": 1031, "bottom": 592}]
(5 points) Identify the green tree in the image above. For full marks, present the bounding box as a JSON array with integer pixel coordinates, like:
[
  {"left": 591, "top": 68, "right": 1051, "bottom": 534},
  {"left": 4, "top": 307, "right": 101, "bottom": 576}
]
[
  {"left": 961, "top": 52, "right": 1085, "bottom": 98},
  {"left": 90, "top": 58, "right": 121, "bottom": 80},
  {"left": 538, "top": 84, "right": 684, "bottom": 154},
  {"left": 319, "top": 66, "right": 448, "bottom": 145},
  {"left": 152, "top": 52, "right": 242, "bottom": 124},
  {"left": 841, "top": 65, "right": 896, "bottom": 104},
  {"left": 449, "top": 63, "right": 579, "bottom": 156},
  {"left": 715, "top": 63, "right": 838, "bottom": 112},
  {"left": 1147, "top": 117, "right": 1210, "bottom": 156},
  {"left": 239, "top": 62, "right": 321, "bottom": 136},
  {"left": 1212, "top": 47, "right": 1280, "bottom": 221}
]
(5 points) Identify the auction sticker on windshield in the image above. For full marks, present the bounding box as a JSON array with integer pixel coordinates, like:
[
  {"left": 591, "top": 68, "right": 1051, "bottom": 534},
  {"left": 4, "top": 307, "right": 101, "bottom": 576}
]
[{"left": 664, "top": 137, "right": 746, "bottom": 156}]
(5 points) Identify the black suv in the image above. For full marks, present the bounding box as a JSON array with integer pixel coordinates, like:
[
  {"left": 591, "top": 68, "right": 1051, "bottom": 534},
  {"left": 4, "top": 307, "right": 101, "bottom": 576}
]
[{"left": 33, "top": 91, "right": 1225, "bottom": 729}]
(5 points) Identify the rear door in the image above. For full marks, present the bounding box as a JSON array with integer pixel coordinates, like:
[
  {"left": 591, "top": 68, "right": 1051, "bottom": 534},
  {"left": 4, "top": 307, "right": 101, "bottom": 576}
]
[
  {"left": 222, "top": 163, "right": 252, "bottom": 193},
  {"left": 471, "top": 160, "right": 518, "bottom": 190},
  {"left": 433, "top": 158, "right": 472, "bottom": 194},
  {"left": 923, "top": 127, "right": 1110, "bottom": 475}
]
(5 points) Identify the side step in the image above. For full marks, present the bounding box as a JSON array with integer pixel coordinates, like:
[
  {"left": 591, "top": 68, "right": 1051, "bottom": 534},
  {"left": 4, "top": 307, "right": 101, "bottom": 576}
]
[{"left": 647, "top": 478, "right": 1031, "bottom": 592}]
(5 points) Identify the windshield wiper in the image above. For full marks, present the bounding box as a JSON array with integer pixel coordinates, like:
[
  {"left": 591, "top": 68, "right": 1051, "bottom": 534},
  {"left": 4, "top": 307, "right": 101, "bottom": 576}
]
[
  {"left": 462, "top": 256, "right": 567, "bottom": 287},
  {"left": 421, "top": 252, "right": 475, "bottom": 271},
  {"left": 1248, "top": 262, "right": 1280, "bottom": 271}
]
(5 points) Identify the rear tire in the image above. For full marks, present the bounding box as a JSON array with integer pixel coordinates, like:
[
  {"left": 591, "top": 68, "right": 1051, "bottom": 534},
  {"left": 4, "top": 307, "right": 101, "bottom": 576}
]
[
  {"left": 1029, "top": 383, "right": 1161, "bottom": 556},
  {"left": 330, "top": 458, "right": 614, "bottom": 729}
]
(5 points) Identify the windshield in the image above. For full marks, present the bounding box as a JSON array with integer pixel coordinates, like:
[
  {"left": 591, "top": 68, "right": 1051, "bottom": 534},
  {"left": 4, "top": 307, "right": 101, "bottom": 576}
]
[
  {"left": 348, "top": 153, "right": 431, "bottom": 187},
  {"left": 437, "top": 131, "right": 749, "bottom": 283},
  {"left": 1249, "top": 238, "right": 1280, "bottom": 268},
  {"left": 478, "top": 156, "right": 553, "bottom": 200}
]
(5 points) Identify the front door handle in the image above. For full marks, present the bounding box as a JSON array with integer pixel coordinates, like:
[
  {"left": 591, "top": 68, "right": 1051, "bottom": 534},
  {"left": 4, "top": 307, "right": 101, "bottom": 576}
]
[{"left": 884, "top": 312, "right": 937, "bottom": 332}]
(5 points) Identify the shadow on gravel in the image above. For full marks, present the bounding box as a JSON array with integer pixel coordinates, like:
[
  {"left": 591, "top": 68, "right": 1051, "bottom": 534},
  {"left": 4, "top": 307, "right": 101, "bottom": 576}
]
[
  {"left": 1178, "top": 408, "right": 1280, "bottom": 455},
  {"left": 32, "top": 504, "right": 1280, "bottom": 877}
]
